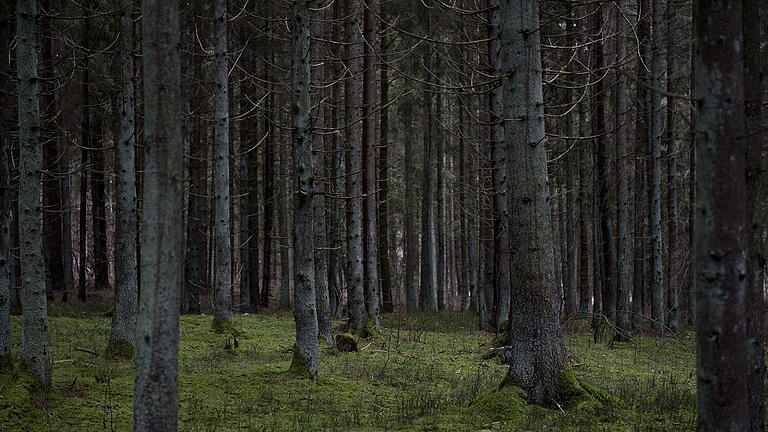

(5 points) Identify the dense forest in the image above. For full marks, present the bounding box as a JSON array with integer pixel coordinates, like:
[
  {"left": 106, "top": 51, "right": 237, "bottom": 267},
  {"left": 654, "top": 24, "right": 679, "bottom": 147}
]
[{"left": 0, "top": 0, "right": 766, "bottom": 430}]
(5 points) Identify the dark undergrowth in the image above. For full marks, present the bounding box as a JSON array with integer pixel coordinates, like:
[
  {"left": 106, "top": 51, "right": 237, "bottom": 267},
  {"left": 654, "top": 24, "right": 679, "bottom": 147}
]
[{"left": 0, "top": 302, "right": 710, "bottom": 431}]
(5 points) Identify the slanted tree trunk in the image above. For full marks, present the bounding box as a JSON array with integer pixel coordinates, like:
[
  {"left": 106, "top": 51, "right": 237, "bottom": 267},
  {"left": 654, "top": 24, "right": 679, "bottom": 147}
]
[
  {"left": 344, "top": 0, "right": 366, "bottom": 331},
  {"left": 289, "top": 0, "right": 319, "bottom": 379},
  {"left": 744, "top": 1, "right": 766, "bottom": 430},
  {"left": 649, "top": 0, "right": 664, "bottom": 334},
  {"left": 212, "top": 0, "right": 232, "bottom": 327},
  {"left": 362, "top": 0, "right": 380, "bottom": 327},
  {"left": 488, "top": 0, "right": 510, "bottom": 327},
  {"left": 694, "top": 1, "right": 749, "bottom": 430},
  {"left": 17, "top": 0, "right": 51, "bottom": 389},
  {"left": 500, "top": 0, "right": 567, "bottom": 402},
  {"left": 615, "top": 0, "right": 631, "bottom": 339},
  {"left": 108, "top": 0, "right": 138, "bottom": 355}
]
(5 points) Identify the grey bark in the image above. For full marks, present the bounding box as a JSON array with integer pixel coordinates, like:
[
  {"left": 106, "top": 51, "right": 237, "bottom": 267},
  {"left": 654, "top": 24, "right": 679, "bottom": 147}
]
[
  {"left": 327, "top": 0, "right": 343, "bottom": 318},
  {"left": 500, "top": 0, "right": 567, "bottom": 402},
  {"left": 744, "top": 1, "right": 766, "bottom": 430},
  {"left": 17, "top": 0, "right": 51, "bottom": 389},
  {"left": 694, "top": 0, "right": 749, "bottom": 430},
  {"left": 665, "top": 2, "right": 679, "bottom": 333},
  {"left": 278, "top": 135, "right": 292, "bottom": 310},
  {"left": 0, "top": 88, "right": 10, "bottom": 364},
  {"left": 109, "top": 0, "right": 138, "bottom": 352},
  {"left": 362, "top": 0, "right": 380, "bottom": 326},
  {"left": 134, "top": 0, "right": 183, "bottom": 427},
  {"left": 212, "top": 0, "right": 232, "bottom": 326},
  {"left": 649, "top": 0, "right": 664, "bottom": 334},
  {"left": 564, "top": 9, "right": 577, "bottom": 318},
  {"left": 290, "top": 0, "right": 319, "bottom": 380},
  {"left": 344, "top": 0, "right": 366, "bottom": 330},
  {"left": 615, "top": 0, "right": 631, "bottom": 339},
  {"left": 378, "top": 13, "right": 393, "bottom": 313}
]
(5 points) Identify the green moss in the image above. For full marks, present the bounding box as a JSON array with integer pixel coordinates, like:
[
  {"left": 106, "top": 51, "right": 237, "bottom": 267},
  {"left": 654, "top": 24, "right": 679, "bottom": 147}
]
[
  {"left": 467, "top": 385, "right": 527, "bottom": 420},
  {"left": 555, "top": 365, "right": 622, "bottom": 413},
  {"left": 104, "top": 339, "right": 134, "bottom": 359},
  {"left": 0, "top": 353, "right": 13, "bottom": 372},
  {"left": 211, "top": 318, "right": 241, "bottom": 337},
  {"left": 288, "top": 344, "right": 316, "bottom": 381},
  {"left": 334, "top": 333, "right": 358, "bottom": 352}
]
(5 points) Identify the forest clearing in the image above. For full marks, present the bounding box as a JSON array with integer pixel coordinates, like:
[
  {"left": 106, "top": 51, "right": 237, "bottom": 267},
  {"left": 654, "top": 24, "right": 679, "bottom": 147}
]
[{"left": 1, "top": 305, "right": 696, "bottom": 431}]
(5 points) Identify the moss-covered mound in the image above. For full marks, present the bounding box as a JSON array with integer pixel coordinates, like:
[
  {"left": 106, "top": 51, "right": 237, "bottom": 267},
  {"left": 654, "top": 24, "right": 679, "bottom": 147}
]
[{"left": 335, "top": 333, "right": 358, "bottom": 352}]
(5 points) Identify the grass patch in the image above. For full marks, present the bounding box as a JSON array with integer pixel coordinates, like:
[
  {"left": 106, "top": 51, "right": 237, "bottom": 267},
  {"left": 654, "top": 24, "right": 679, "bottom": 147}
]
[{"left": 0, "top": 308, "right": 706, "bottom": 431}]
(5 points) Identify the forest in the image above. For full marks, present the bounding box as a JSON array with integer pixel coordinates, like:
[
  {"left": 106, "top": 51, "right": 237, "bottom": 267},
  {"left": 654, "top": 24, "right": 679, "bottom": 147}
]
[{"left": 0, "top": 0, "right": 766, "bottom": 430}]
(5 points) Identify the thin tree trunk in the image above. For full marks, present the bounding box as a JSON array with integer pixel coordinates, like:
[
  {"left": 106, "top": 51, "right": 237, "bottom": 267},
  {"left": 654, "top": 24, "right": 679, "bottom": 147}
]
[
  {"left": 403, "top": 90, "right": 418, "bottom": 312},
  {"left": 665, "top": 2, "right": 679, "bottom": 333},
  {"left": 420, "top": 9, "right": 437, "bottom": 311},
  {"left": 78, "top": 1, "right": 90, "bottom": 302},
  {"left": 649, "top": 0, "right": 665, "bottom": 335},
  {"left": 0, "top": 79, "right": 11, "bottom": 365},
  {"left": 261, "top": 41, "right": 275, "bottom": 309},
  {"left": 615, "top": 0, "right": 631, "bottom": 339},
  {"left": 108, "top": 0, "right": 138, "bottom": 354},
  {"left": 501, "top": 0, "right": 566, "bottom": 402},
  {"left": 212, "top": 0, "right": 232, "bottom": 326},
  {"left": 278, "top": 121, "right": 291, "bottom": 310},
  {"left": 378, "top": 14, "right": 393, "bottom": 313},
  {"left": 577, "top": 96, "right": 591, "bottom": 314},
  {"left": 326, "top": 0, "right": 343, "bottom": 318},
  {"left": 344, "top": 0, "right": 366, "bottom": 330},
  {"left": 694, "top": 1, "right": 748, "bottom": 430},
  {"left": 687, "top": 0, "right": 696, "bottom": 326},
  {"left": 134, "top": 0, "right": 183, "bottom": 426},
  {"left": 92, "top": 118, "right": 109, "bottom": 291}
]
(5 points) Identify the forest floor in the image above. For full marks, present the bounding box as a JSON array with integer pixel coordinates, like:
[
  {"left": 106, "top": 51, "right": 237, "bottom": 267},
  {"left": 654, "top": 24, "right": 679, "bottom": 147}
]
[{"left": 1, "top": 299, "right": 699, "bottom": 431}]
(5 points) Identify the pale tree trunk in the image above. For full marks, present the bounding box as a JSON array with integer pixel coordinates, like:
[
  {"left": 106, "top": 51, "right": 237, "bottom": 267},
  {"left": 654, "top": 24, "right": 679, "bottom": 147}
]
[
  {"left": 665, "top": 2, "right": 679, "bottom": 333},
  {"left": 134, "top": 0, "right": 183, "bottom": 427},
  {"left": 744, "top": 1, "right": 766, "bottom": 430},
  {"left": 108, "top": 0, "right": 138, "bottom": 354},
  {"left": 362, "top": 0, "right": 380, "bottom": 327},
  {"left": 420, "top": 9, "right": 437, "bottom": 311},
  {"left": 17, "top": 0, "right": 51, "bottom": 389},
  {"left": 488, "top": 0, "right": 510, "bottom": 326},
  {"left": 501, "top": 0, "right": 567, "bottom": 402},
  {"left": 694, "top": 0, "right": 749, "bottom": 430},
  {"left": 649, "top": 0, "right": 664, "bottom": 334},
  {"left": 212, "top": 0, "right": 232, "bottom": 326},
  {"left": 615, "top": 0, "right": 630, "bottom": 339},
  {"left": 344, "top": 0, "right": 366, "bottom": 330},
  {"left": 290, "top": 0, "right": 319, "bottom": 379}
]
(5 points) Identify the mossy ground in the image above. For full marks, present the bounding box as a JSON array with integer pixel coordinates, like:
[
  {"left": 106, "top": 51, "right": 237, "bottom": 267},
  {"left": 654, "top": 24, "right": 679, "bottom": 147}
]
[{"left": 0, "top": 305, "right": 705, "bottom": 431}]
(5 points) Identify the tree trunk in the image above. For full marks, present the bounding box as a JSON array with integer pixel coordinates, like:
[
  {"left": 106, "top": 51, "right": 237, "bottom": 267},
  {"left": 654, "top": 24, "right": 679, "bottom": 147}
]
[
  {"left": 687, "top": 0, "right": 696, "bottom": 326},
  {"left": 649, "top": 0, "right": 664, "bottom": 334},
  {"left": 212, "top": 0, "right": 232, "bottom": 326},
  {"left": 744, "top": 1, "right": 766, "bottom": 430},
  {"left": 420, "top": 9, "right": 437, "bottom": 311},
  {"left": 694, "top": 1, "right": 749, "bottom": 430},
  {"left": 615, "top": 0, "right": 630, "bottom": 339},
  {"left": 0, "top": 85, "right": 11, "bottom": 365},
  {"left": 344, "top": 0, "right": 366, "bottom": 331},
  {"left": 278, "top": 118, "right": 292, "bottom": 311},
  {"left": 134, "top": 0, "right": 183, "bottom": 427},
  {"left": 78, "top": 1, "right": 90, "bottom": 302},
  {"left": 665, "top": 2, "right": 679, "bottom": 333},
  {"left": 403, "top": 90, "right": 418, "bottom": 312},
  {"left": 327, "top": 0, "right": 343, "bottom": 318},
  {"left": 500, "top": 0, "right": 567, "bottom": 402},
  {"left": 362, "top": 0, "right": 380, "bottom": 326},
  {"left": 91, "top": 118, "right": 109, "bottom": 292},
  {"left": 108, "top": 0, "right": 138, "bottom": 354},
  {"left": 577, "top": 96, "right": 591, "bottom": 314},
  {"left": 378, "top": 14, "right": 393, "bottom": 313},
  {"left": 261, "top": 41, "right": 275, "bottom": 309},
  {"left": 289, "top": 0, "right": 319, "bottom": 380}
]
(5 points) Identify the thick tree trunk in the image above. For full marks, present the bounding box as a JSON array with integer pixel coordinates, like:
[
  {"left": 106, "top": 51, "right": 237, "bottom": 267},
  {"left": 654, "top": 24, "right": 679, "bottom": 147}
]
[
  {"left": 500, "top": 0, "right": 567, "bottom": 402},
  {"left": 289, "top": 0, "right": 319, "bottom": 379},
  {"left": 615, "top": 0, "right": 631, "bottom": 339},
  {"left": 108, "top": 0, "right": 138, "bottom": 354},
  {"left": 649, "top": 0, "right": 664, "bottom": 334},
  {"left": 344, "top": 0, "right": 366, "bottom": 331},
  {"left": 744, "top": 1, "right": 766, "bottom": 430},
  {"left": 212, "top": 0, "right": 232, "bottom": 326},
  {"left": 134, "top": 0, "right": 183, "bottom": 427},
  {"left": 694, "top": 1, "right": 749, "bottom": 430},
  {"left": 362, "top": 0, "right": 380, "bottom": 326},
  {"left": 17, "top": 0, "right": 51, "bottom": 389}
]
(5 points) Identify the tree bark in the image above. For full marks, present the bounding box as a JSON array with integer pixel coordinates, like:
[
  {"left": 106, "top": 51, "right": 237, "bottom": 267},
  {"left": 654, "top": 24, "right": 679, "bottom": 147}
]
[
  {"left": 134, "top": 0, "right": 183, "bottom": 427},
  {"left": 378, "top": 13, "right": 393, "bottom": 313},
  {"left": 649, "top": 0, "right": 664, "bottom": 334},
  {"left": 212, "top": 0, "right": 232, "bottom": 326},
  {"left": 694, "top": 0, "right": 749, "bottom": 430},
  {"left": 615, "top": 0, "right": 631, "bottom": 339},
  {"left": 0, "top": 77, "right": 11, "bottom": 365},
  {"left": 17, "top": 0, "right": 52, "bottom": 389},
  {"left": 420, "top": 9, "right": 437, "bottom": 311},
  {"left": 665, "top": 2, "right": 679, "bottom": 333},
  {"left": 500, "top": 0, "right": 567, "bottom": 402},
  {"left": 109, "top": 0, "right": 138, "bottom": 353},
  {"left": 403, "top": 90, "right": 418, "bottom": 312},
  {"left": 78, "top": 1, "right": 90, "bottom": 302}
]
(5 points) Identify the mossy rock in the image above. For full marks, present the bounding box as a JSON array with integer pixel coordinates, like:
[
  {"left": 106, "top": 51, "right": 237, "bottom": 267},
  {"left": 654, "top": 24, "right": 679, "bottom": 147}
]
[
  {"left": 335, "top": 333, "right": 358, "bottom": 352},
  {"left": 104, "top": 339, "right": 134, "bottom": 359}
]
